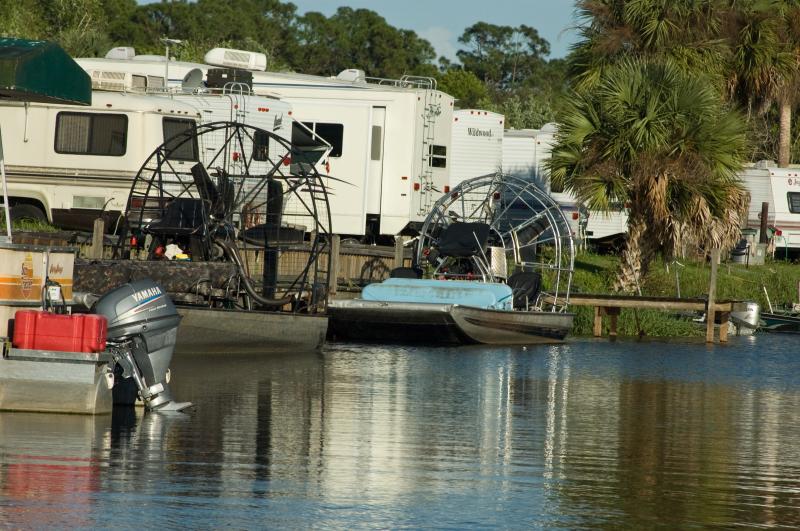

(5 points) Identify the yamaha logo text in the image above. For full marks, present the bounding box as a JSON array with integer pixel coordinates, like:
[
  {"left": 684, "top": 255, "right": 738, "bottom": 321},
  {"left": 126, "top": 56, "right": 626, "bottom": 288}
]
[{"left": 132, "top": 286, "right": 162, "bottom": 303}]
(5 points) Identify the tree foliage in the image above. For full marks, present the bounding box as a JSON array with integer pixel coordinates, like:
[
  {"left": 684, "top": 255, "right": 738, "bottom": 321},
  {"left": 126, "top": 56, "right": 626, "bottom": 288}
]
[
  {"left": 294, "top": 7, "right": 436, "bottom": 78},
  {"left": 0, "top": 0, "right": 438, "bottom": 78},
  {"left": 456, "top": 22, "right": 550, "bottom": 91},
  {"left": 550, "top": 60, "right": 749, "bottom": 291},
  {"left": 0, "top": 0, "right": 567, "bottom": 121},
  {"left": 436, "top": 69, "right": 489, "bottom": 108}
]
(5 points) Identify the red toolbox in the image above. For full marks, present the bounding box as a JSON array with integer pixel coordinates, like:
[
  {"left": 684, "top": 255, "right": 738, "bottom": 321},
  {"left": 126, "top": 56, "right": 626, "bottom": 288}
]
[{"left": 12, "top": 311, "right": 108, "bottom": 353}]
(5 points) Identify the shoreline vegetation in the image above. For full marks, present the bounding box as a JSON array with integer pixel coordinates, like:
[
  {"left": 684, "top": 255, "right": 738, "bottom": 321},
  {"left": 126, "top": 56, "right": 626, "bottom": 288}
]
[{"left": 571, "top": 252, "right": 797, "bottom": 337}]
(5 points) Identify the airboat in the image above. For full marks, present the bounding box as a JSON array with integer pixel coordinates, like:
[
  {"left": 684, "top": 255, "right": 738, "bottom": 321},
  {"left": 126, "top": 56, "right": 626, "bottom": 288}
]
[
  {"left": 328, "top": 173, "right": 576, "bottom": 345},
  {"left": 75, "top": 121, "right": 334, "bottom": 353}
]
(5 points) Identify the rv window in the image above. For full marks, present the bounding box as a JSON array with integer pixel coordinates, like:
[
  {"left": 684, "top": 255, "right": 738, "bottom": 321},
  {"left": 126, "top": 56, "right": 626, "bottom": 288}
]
[
  {"left": 291, "top": 122, "right": 326, "bottom": 169},
  {"left": 55, "top": 112, "right": 127, "bottom": 156},
  {"left": 429, "top": 144, "right": 447, "bottom": 168},
  {"left": 788, "top": 192, "right": 800, "bottom": 213},
  {"left": 253, "top": 130, "right": 269, "bottom": 161},
  {"left": 370, "top": 125, "right": 383, "bottom": 161},
  {"left": 314, "top": 123, "right": 344, "bottom": 157},
  {"left": 162, "top": 118, "right": 198, "bottom": 161}
]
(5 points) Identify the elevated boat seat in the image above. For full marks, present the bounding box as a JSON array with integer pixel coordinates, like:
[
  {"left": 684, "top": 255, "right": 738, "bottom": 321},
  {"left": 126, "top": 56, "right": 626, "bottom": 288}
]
[
  {"left": 146, "top": 198, "right": 208, "bottom": 236},
  {"left": 191, "top": 163, "right": 234, "bottom": 220},
  {"left": 507, "top": 270, "right": 542, "bottom": 309},
  {"left": 437, "top": 222, "right": 491, "bottom": 257}
]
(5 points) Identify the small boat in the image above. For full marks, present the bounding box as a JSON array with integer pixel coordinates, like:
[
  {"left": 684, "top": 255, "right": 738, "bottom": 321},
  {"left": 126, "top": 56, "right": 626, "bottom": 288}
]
[
  {"left": 329, "top": 278, "right": 573, "bottom": 345},
  {"left": 760, "top": 311, "right": 800, "bottom": 333},
  {"left": 329, "top": 174, "right": 576, "bottom": 346},
  {"left": 175, "top": 306, "right": 327, "bottom": 353},
  {"left": 75, "top": 259, "right": 328, "bottom": 354}
]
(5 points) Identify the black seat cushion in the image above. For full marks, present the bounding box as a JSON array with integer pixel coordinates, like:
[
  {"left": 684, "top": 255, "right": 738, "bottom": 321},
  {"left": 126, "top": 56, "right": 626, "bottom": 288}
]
[
  {"left": 147, "top": 198, "right": 208, "bottom": 236},
  {"left": 507, "top": 271, "right": 542, "bottom": 309},
  {"left": 437, "top": 222, "right": 491, "bottom": 257},
  {"left": 390, "top": 267, "right": 423, "bottom": 279}
]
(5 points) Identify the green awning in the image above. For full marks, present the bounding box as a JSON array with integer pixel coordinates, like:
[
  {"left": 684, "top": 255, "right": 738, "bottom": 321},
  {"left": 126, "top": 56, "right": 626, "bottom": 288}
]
[{"left": 0, "top": 38, "right": 91, "bottom": 105}]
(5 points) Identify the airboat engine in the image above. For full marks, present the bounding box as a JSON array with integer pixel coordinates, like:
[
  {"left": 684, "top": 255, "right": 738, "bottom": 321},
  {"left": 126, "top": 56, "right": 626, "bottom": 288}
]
[{"left": 92, "top": 279, "right": 189, "bottom": 411}]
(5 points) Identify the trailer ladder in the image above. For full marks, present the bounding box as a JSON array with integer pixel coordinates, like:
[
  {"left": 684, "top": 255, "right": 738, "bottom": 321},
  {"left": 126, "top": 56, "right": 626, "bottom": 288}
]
[
  {"left": 0, "top": 128, "right": 12, "bottom": 243},
  {"left": 418, "top": 89, "right": 442, "bottom": 216}
]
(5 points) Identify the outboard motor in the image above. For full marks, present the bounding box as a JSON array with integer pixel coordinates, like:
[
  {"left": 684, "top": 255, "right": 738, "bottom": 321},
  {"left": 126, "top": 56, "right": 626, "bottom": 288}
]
[
  {"left": 92, "top": 279, "right": 190, "bottom": 411},
  {"left": 730, "top": 301, "right": 761, "bottom": 333}
]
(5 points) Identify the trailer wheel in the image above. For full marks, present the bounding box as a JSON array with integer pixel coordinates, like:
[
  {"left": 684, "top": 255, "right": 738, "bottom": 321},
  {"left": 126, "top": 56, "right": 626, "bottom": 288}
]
[{"left": 10, "top": 203, "right": 47, "bottom": 223}]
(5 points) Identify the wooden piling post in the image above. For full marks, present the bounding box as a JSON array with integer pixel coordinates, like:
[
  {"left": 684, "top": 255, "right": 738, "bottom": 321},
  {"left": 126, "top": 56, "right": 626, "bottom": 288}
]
[
  {"left": 593, "top": 306, "right": 603, "bottom": 337},
  {"left": 393, "top": 236, "right": 407, "bottom": 269},
  {"left": 718, "top": 311, "right": 730, "bottom": 343},
  {"left": 706, "top": 248, "right": 720, "bottom": 343},
  {"left": 90, "top": 218, "right": 104, "bottom": 259},
  {"left": 607, "top": 307, "right": 620, "bottom": 337},
  {"left": 329, "top": 234, "right": 341, "bottom": 297}
]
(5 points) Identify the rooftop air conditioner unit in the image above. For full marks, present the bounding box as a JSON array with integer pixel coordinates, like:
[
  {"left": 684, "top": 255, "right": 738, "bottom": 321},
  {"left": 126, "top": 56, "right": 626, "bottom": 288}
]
[
  {"left": 204, "top": 47, "right": 267, "bottom": 72},
  {"left": 336, "top": 69, "right": 366, "bottom": 83},
  {"left": 88, "top": 70, "right": 165, "bottom": 92},
  {"left": 105, "top": 47, "right": 136, "bottom": 60},
  {"left": 147, "top": 75, "right": 166, "bottom": 90}
]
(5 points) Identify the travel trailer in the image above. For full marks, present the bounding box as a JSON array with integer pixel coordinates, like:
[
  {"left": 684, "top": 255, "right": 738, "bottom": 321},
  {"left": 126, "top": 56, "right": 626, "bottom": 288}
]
[
  {"left": 77, "top": 47, "right": 456, "bottom": 238},
  {"left": 0, "top": 91, "right": 200, "bottom": 230},
  {"left": 449, "top": 109, "right": 504, "bottom": 188},
  {"left": 502, "top": 125, "right": 629, "bottom": 243},
  {"left": 739, "top": 161, "right": 800, "bottom": 253}
]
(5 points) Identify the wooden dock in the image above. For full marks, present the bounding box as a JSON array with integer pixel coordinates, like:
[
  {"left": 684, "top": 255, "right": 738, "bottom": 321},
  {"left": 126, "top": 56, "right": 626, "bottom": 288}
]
[{"left": 543, "top": 293, "right": 747, "bottom": 343}]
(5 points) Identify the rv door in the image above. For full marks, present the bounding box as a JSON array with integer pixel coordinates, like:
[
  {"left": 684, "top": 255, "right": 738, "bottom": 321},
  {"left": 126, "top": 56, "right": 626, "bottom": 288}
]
[{"left": 367, "top": 107, "right": 386, "bottom": 215}]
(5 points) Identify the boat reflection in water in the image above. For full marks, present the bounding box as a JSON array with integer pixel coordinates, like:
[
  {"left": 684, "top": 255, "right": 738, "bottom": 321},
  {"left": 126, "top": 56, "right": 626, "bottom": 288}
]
[{"left": 1, "top": 337, "right": 799, "bottom": 527}]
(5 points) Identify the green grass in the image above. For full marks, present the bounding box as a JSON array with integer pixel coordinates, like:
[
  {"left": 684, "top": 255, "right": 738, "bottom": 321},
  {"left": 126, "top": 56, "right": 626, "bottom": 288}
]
[
  {"left": 568, "top": 252, "right": 800, "bottom": 337},
  {"left": 0, "top": 218, "right": 59, "bottom": 232}
]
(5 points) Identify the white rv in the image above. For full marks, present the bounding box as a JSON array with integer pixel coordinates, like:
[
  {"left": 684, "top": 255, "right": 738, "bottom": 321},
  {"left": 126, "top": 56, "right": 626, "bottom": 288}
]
[
  {"left": 77, "top": 48, "right": 456, "bottom": 238},
  {"left": 502, "top": 125, "right": 629, "bottom": 242},
  {"left": 449, "top": 109, "right": 504, "bottom": 188},
  {"left": 0, "top": 91, "right": 200, "bottom": 230},
  {"left": 740, "top": 161, "right": 800, "bottom": 252}
]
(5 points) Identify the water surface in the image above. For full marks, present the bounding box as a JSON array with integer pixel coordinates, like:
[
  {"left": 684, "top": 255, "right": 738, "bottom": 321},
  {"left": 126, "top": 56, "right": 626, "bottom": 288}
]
[{"left": 1, "top": 335, "right": 799, "bottom": 528}]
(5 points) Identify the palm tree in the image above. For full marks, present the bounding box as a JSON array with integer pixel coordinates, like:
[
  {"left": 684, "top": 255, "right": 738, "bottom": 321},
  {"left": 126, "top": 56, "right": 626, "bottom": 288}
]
[
  {"left": 569, "top": 0, "right": 729, "bottom": 93},
  {"left": 772, "top": 1, "right": 800, "bottom": 167},
  {"left": 723, "top": 0, "right": 797, "bottom": 165},
  {"left": 549, "top": 60, "right": 749, "bottom": 292},
  {"left": 570, "top": 0, "right": 800, "bottom": 167}
]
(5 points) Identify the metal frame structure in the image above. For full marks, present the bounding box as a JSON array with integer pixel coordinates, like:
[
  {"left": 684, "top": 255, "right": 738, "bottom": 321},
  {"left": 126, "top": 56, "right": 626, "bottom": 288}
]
[
  {"left": 117, "top": 121, "right": 332, "bottom": 313},
  {"left": 416, "top": 172, "right": 574, "bottom": 311}
]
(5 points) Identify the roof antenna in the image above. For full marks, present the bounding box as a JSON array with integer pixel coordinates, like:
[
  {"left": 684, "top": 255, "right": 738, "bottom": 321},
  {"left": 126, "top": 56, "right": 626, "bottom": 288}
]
[{"left": 160, "top": 38, "right": 183, "bottom": 91}]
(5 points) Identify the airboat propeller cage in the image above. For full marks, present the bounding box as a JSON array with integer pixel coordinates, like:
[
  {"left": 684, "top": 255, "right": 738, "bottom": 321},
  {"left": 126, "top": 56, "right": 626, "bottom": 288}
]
[
  {"left": 417, "top": 172, "right": 575, "bottom": 311},
  {"left": 93, "top": 278, "right": 181, "bottom": 410},
  {"left": 119, "top": 121, "right": 332, "bottom": 313}
]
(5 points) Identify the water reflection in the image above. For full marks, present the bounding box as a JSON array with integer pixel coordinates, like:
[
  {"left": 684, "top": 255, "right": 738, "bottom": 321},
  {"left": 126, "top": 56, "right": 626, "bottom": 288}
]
[{"left": 0, "top": 337, "right": 799, "bottom": 527}]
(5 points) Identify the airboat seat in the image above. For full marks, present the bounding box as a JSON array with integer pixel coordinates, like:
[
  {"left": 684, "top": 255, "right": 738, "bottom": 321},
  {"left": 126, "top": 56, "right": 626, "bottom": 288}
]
[
  {"left": 146, "top": 198, "right": 208, "bottom": 236},
  {"left": 437, "top": 222, "right": 491, "bottom": 258},
  {"left": 389, "top": 266, "right": 423, "bottom": 279},
  {"left": 214, "top": 169, "right": 235, "bottom": 219},
  {"left": 191, "top": 163, "right": 234, "bottom": 220},
  {"left": 507, "top": 270, "right": 542, "bottom": 309}
]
